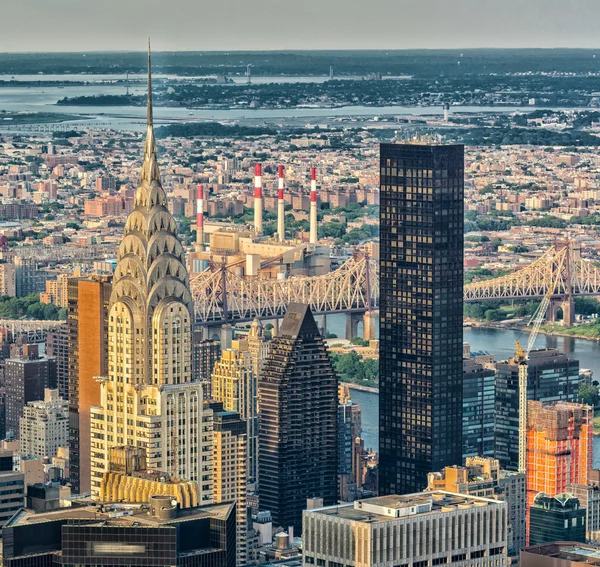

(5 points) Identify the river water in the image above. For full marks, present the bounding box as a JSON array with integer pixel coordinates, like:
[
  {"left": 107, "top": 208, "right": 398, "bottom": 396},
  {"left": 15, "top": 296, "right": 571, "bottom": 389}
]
[
  {"left": 348, "top": 326, "right": 600, "bottom": 466},
  {"left": 0, "top": 74, "right": 572, "bottom": 130}
]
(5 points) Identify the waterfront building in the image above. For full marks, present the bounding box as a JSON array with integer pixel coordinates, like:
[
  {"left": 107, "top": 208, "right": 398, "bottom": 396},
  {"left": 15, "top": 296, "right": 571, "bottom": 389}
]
[
  {"left": 529, "top": 493, "right": 586, "bottom": 546},
  {"left": 463, "top": 358, "right": 495, "bottom": 459},
  {"left": 4, "top": 344, "right": 56, "bottom": 439},
  {"left": 338, "top": 385, "right": 362, "bottom": 502},
  {"left": 303, "top": 491, "right": 508, "bottom": 567},
  {"left": 67, "top": 275, "right": 111, "bottom": 495},
  {"left": 89, "top": 53, "right": 213, "bottom": 501},
  {"left": 19, "top": 388, "right": 68, "bottom": 459},
  {"left": 379, "top": 142, "right": 465, "bottom": 494},
  {"left": 526, "top": 400, "right": 592, "bottom": 542},
  {"left": 211, "top": 340, "right": 258, "bottom": 483},
  {"left": 1, "top": 498, "right": 236, "bottom": 567},
  {"left": 258, "top": 302, "right": 338, "bottom": 531},
  {"left": 427, "top": 456, "right": 525, "bottom": 559},
  {"left": 495, "top": 348, "right": 580, "bottom": 471}
]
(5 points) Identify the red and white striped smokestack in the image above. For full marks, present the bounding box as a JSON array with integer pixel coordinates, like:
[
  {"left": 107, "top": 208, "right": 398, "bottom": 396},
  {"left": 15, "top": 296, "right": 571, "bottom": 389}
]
[
  {"left": 309, "top": 167, "right": 317, "bottom": 244},
  {"left": 196, "top": 184, "right": 204, "bottom": 250},
  {"left": 254, "top": 163, "right": 263, "bottom": 234},
  {"left": 277, "top": 165, "right": 285, "bottom": 242}
]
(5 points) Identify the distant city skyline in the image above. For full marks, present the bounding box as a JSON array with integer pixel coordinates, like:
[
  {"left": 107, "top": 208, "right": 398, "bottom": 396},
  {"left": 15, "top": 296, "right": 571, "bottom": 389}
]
[{"left": 3, "top": 0, "right": 600, "bottom": 52}]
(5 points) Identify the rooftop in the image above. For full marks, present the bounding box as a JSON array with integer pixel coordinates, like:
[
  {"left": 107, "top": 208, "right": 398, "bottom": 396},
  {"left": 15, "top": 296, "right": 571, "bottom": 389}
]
[
  {"left": 4, "top": 501, "right": 233, "bottom": 530},
  {"left": 523, "top": 542, "right": 600, "bottom": 565},
  {"left": 307, "top": 491, "right": 502, "bottom": 523}
]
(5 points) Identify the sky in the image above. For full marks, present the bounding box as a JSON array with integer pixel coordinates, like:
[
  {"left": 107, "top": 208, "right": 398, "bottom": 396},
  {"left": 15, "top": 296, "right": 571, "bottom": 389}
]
[{"left": 2, "top": 0, "right": 600, "bottom": 52}]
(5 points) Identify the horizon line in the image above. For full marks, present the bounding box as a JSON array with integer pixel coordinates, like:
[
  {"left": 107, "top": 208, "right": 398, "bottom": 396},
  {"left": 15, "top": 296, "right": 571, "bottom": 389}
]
[{"left": 3, "top": 46, "right": 600, "bottom": 56}]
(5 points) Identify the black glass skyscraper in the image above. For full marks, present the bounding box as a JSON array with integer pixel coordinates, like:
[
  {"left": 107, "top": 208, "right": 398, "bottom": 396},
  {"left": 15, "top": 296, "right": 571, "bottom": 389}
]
[{"left": 379, "top": 142, "right": 464, "bottom": 495}]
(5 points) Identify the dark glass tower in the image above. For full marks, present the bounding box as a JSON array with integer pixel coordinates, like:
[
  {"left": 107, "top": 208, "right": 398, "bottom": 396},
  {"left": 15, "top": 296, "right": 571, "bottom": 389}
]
[
  {"left": 379, "top": 142, "right": 464, "bottom": 495},
  {"left": 258, "top": 303, "right": 338, "bottom": 532}
]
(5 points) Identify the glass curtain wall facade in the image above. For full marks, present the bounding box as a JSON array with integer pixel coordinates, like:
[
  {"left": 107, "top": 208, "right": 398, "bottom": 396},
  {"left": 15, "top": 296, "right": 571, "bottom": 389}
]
[{"left": 379, "top": 142, "right": 464, "bottom": 495}]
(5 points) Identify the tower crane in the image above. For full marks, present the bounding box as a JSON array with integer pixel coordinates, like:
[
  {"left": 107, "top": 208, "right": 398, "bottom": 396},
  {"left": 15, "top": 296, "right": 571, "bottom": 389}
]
[{"left": 516, "top": 281, "right": 557, "bottom": 473}]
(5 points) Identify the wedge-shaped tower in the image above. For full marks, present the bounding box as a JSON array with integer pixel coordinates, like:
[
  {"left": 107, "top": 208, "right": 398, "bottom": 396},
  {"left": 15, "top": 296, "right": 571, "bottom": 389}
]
[{"left": 90, "top": 45, "right": 213, "bottom": 501}]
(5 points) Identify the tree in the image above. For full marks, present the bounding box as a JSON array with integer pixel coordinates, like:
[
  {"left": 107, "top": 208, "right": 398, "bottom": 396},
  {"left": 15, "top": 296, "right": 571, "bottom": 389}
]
[
  {"left": 349, "top": 337, "right": 369, "bottom": 347},
  {"left": 578, "top": 383, "right": 599, "bottom": 406}
]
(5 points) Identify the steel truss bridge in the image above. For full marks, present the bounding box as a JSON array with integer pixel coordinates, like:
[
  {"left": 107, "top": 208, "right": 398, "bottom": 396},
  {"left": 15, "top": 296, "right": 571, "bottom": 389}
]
[
  {"left": 0, "top": 319, "right": 65, "bottom": 342},
  {"left": 464, "top": 240, "right": 600, "bottom": 325},
  {"left": 190, "top": 254, "right": 379, "bottom": 330}
]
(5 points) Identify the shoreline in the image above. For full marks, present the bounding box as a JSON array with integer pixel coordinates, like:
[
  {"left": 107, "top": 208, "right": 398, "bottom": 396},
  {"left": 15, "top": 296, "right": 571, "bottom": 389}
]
[
  {"left": 467, "top": 321, "right": 600, "bottom": 344},
  {"left": 342, "top": 381, "right": 379, "bottom": 394}
]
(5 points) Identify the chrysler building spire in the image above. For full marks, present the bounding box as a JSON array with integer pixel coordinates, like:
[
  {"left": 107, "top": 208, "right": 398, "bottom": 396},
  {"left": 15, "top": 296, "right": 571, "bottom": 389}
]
[
  {"left": 140, "top": 38, "right": 161, "bottom": 187},
  {"left": 90, "top": 44, "right": 210, "bottom": 500}
]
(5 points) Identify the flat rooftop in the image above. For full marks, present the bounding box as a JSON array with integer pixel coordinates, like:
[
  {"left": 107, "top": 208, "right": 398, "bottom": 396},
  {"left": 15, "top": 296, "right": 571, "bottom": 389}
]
[
  {"left": 4, "top": 501, "right": 233, "bottom": 530},
  {"left": 523, "top": 542, "right": 600, "bottom": 565},
  {"left": 308, "top": 491, "right": 501, "bottom": 523}
]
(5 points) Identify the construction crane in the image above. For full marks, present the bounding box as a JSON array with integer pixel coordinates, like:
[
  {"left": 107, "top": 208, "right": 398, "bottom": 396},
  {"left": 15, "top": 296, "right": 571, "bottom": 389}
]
[{"left": 516, "top": 281, "right": 557, "bottom": 473}]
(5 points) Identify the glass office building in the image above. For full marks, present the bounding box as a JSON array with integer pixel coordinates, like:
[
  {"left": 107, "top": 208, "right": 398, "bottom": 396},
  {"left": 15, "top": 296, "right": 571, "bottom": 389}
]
[{"left": 379, "top": 142, "right": 464, "bottom": 495}]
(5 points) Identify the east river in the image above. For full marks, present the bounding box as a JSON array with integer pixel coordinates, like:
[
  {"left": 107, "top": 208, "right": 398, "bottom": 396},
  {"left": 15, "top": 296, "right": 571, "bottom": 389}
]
[{"left": 344, "top": 326, "right": 600, "bottom": 468}]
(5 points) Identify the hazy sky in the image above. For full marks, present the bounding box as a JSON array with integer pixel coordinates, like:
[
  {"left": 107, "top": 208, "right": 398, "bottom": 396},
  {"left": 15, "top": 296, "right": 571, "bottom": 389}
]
[{"left": 3, "top": 0, "right": 600, "bottom": 52}]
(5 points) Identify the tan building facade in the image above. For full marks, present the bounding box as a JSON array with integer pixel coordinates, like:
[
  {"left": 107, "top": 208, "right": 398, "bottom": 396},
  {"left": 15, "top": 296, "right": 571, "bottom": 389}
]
[{"left": 90, "top": 64, "right": 213, "bottom": 502}]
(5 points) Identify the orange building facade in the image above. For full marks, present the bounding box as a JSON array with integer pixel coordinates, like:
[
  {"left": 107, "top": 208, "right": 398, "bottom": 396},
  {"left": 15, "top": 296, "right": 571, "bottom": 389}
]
[
  {"left": 525, "top": 400, "right": 593, "bottom": 543},
  {"left": 68, "top": 277, "right": 111, "bottom": 495}
]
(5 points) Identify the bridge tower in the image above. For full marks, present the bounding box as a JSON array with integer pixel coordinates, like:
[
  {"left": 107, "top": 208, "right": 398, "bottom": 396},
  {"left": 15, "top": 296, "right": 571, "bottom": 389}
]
[{"left": 546, "top": 240, "right": 575, "bottom": 327}]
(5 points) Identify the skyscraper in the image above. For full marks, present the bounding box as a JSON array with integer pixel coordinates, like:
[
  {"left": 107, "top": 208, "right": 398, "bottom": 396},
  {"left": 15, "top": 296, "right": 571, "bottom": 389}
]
[
  {"left": 526, "top": 400, "right": 592, "bottom": 542},
  {"left": 211, "top": 340, "right": 258, "bottom": 484},
  {"left": 89, "top": 48, "right": 213, "bottom": 501},
  {"left": 379, "top": 142, "right": 464, "bottom": 495},
  {"left": 211, "top": 403, "right": 248, "bottom": 567},
  {"left": 495, "top": 348, "right": 580, "bottom": 471},
  {"left": 258, "top": 303, "right": 338, "bottom": 531},
  {"left": 67, "top": 275, "right": 111, "bottom": 495}
]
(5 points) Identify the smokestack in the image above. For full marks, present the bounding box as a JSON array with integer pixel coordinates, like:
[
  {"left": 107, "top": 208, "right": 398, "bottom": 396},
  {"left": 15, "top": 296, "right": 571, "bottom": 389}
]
[
  {"left": 254, "top": 163, "right": 263, "bottom": 234},
  {"left": 309, "top": 167, "right": 317, "bottom": 244},
  {"left": 196, "top": 184, "right": 204, "bottom": 250},
  {"left": 278, "top": 165, "right": 285, "bottom": 242}
]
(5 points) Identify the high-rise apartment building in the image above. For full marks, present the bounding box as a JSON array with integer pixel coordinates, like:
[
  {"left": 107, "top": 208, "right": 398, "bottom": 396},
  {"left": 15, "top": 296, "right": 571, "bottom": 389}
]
[
  {"left": 211, "top": 403, "right": 248, "bottom": 567},
  {"left": 40, "top": 273, "right": 70, "bottom": 308},
  {"left": 46, "top": 323, "right": 68, "bottom": 400},
  {"left": 90, "top": 56, "right": 213, "bottom": 502},
  {"left": 258, "top": 303, "right": 338, "bottom": 531},
  {"left": 303, "top": 492, "right": 509, "bottom": 567},
  {"left": 247, "top": 318, "right": 268, "bottom": 378},
  {"left": 211, "top": 340, "right": 258, "bottom": 483},
  {"left": 0, "top": 262, "right": 16, "bottom": 296},
  {"left": 19, "top": 388, "right": 68, "bottom": 459},
  {"left": 14, "top": 256, "right": 48, "bottom": 297},
  {"left": 4, "top": 344, "right": 56, "bottom": 438},
  {"left": 67, "top": 275, "right": 111, "bottom": 495},
  {"left": 379, "top": 142, "right": 464, "bottom": 495},
  {"left": 192, "top": 333, "right": 221, "bottom": 394},
  {"left": 526, "top": 400, "right": 592, "bottom": 542},
  {"left": 427, "top": 456, "right": 526, "bottom": 559},
  {"left": 338, "top": 385, "right": 363, "bottom": 502},
  {"left": 496, "top": 349, "right": 580, "bottom": 471},
  {"left": 463, "top": 358, "right": 495, "bottom": 460}
]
